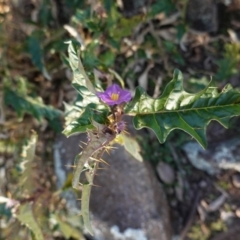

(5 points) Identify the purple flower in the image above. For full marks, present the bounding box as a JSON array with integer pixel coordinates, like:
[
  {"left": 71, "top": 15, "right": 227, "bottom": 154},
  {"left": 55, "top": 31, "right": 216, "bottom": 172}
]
[{"left": 96, "top": 84, "right": 131, "bottom": 106}]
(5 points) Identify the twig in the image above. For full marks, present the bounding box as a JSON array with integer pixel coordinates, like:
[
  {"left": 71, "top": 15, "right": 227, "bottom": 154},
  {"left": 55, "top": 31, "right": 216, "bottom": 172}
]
[
  {"left": 167, "top": 142, "right": 184, "bottom": 176},
  {"left": 180, "top": 189, "right": 202, "bottom": 240},
  {"left": 0, "top": 93, "right": 5, "bottom": 124}
]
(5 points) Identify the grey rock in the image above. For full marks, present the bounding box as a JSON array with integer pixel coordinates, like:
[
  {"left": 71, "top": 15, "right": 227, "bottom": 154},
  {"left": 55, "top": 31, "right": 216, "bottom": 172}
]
[
  {"left": 156, "top": 162, "right": 175, "bottom": 185},
  {"left": 54, "top": 131, "right": 171, "bottom": 240},
  {"left": 182, "top": 138, "right": 240, "bottom": 175},
  {"left": 232, "top": 173, "right": 240, "bottom": 188},
  {"left": 235, "top": 208, "right": 240, "bottom": 218},
  {"left": 211, "top": 219, "right": 240, "bottom": 240},
  {"left": 227, "top": 0, "right": 240, "bottom": 11},
  {"left": 199, "top": 180, "right": 207, "bottom": 189},
  {"left": 186, "top": 0, "right": 218, "bottom": 32},
  {"left": 207, "top": 194, "right": 228, "bottom": 212},
  {"left": 220, "top": 210, "right": 234, "bottom": 222},
  {"left": 122, "top": 0, "right": 146, "bottom": 16}
]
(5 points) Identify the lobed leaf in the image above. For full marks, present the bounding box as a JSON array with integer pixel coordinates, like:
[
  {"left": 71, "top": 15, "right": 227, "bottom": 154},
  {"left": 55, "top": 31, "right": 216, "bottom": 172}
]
[
  {"left": 81, "top": 183, "right": 94, "bottom": 235},
  {"left": 67, "top": 40, "right": 96, "bottom": 95},
  {"left": 16, "top": 203, "right": 44, "bottom": 240},
  {"left": 118, "top": 134, "right": 143, "bottom": 162},
  {"left": 149, "top": 0, "right": 176, "bottom": 16},
  {"left": 125, "top": 69, "right": 240, "bottom": 148},
  {"left": 4, "top": 87, "right": 62, "bottom": 130},
  {"left": 72, "top": 129, "right": 115, "bottom": 189},
  {"left": 55, "top": 214, "right": 85, "bottom": 239},
  {"left": 63, "top": 106, "right": 96, "bottom": 137},
  {"left": 71, "top": 126, "right": 116, "bottom": 234},
  {"left": 64, "top": 41, "right": 109, "bottom": 134},
  {"left": 2, "top": 221, "right": 22, "bottom": 240},
  {"left": 63, "top": 104, "right": 108, "bottom": 137},
  {"left": 27, "top": 33, "right": 51, "bottom": 80},
  {"left": 19, "top": 132, "right": 38, "bottom": 193}
]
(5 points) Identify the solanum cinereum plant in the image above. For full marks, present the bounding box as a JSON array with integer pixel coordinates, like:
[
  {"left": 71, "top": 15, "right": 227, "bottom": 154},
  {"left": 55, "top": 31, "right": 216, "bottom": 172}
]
[{"left": 63, "top": 41, "right": 240, "bottom": 234}]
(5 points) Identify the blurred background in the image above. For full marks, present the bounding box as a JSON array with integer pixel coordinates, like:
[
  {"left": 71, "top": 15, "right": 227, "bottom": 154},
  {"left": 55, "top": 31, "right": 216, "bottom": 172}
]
[{"left": 1, "top": 0, "right": 240, "bottom": 239}]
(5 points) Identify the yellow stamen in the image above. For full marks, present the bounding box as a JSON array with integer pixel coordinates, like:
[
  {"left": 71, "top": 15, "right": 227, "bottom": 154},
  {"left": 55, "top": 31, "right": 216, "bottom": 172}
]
[{"left": 111, "top": 93, "right": 119, "bottom": 101}]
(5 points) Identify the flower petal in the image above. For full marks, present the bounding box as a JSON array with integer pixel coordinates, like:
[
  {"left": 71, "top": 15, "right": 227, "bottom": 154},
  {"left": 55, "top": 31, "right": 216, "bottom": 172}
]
[
  {"left": 96, "top": 84, "right": 131, "bottom": 105},
  {"left": 105, "top": 84, "right": 121, "bottom": 95},
  {"left": 119, "top": 90, "right": 132, "bottom": 102}
]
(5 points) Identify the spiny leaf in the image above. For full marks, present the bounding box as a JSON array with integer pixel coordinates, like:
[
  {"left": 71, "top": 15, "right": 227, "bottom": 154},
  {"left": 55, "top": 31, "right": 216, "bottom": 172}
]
[
  {"left": 64, "top": 41, "right": 107, "bottom": 134},
  {"left": 0, "top": 202, "right": 12, "bottom": 220},
  {"left": 4, "top": 87, "right": 62, "bottom": 124},
  {"left": 27, "top": 34, "right": 44, "bottom": 71},
  {"left": 55, "top": 214, "right": 85, "bottom": 239},
  {"left": 16, "top": 203, "right": 44, "bottom": 240},
  {"left": 117, "top": 134, "right": 143, "bottom": 162},
  {"left": 63, "top": 104, "right": 108, "bottom": 137},
  {"left": 109, "top": 15, "right": 143, "bottom": 40},
  {"left": 71, "top": 126, "right": 116, "bottom": 234},
  {"left": 72, "top": 128, "right": 115, "bottom": 189},
  {"left": 2, "top": 221, "right": 22, "bottom": 240},
  {"left": 63, "top": 110, "right": 95, "bottom": 137},
  {"left": 27, "top": 32, "right": 50, "bottom": 80},
  {"left": 215, "top": 43, "right": 240, "bottom": 81},
  {"left": 19, "top": 132, "right": 38, "bottom": 192},
  {"left": 125, "top": 69, "right": 240, "bottom": 148},
  {"left": 81, "top": 183, "right": 94, "bottom": 235},
  {"left": 67, "top": 40, "right": 96, "bottom": 95},
  {"left": 32, "top": 195, "right": 51, "bottom": 238},
  {"left": 149, "top": 0, "right": 176, "bottom": 16},
  {"left": 80, "top": 157, "right": 100, "bottom": 235}
]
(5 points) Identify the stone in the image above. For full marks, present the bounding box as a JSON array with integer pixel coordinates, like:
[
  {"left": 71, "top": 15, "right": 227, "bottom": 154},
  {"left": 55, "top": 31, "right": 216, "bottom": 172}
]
[
  {"left": 182, "top": 137, "right": 240, "bottom": 175},
  {"left": 235, "top": 208, "right": 240, "bottom": 218},
  {"left": 121, "top": 0, "right": 146, "bottom": 16},
  {"left": 227, "top": 0, "right": 240, "bottom": 11},
  {"left": 232, "top": 173, "right": 240, "bottom": 188},
  {"left": 220, "top": 210, "right": 234, "bottom": 222},
  {"left": 186, "top": 0, "right": 218, "bottom": 32},
  {"left": 211, "top": 219, "right": 240, "bottom": 240},
  {"left": 156, "top": 162, "right": 175, "bottom": 185},
  {"left": 54, "top": 126, "right": 171, "bottom": 240}
]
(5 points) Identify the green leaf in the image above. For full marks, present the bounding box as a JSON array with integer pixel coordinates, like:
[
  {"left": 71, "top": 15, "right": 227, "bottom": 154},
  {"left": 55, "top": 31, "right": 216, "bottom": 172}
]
[
  {"left": 72, "top": 127, "right": 115, "bottom": 189},
  {"left": 65, "top": 41, "right": 104, "bottom": 112},
  {"left": 125, "top": 69, "right": 240, "bottom": 148},
  {"left": 71, "top": 127, "right": 117, "bottom": 234},
  {"left": 55, "top": 214, "right": 85, "bottom": 239},
  {"left": 99, "top": 50, "right": 115, "bottom": 67},
  {"left": 81, "top": 183, "right": 94, "bottom": 235},
  {"left": 109, "top": 15, "right": 142, "bottom": 40},
  {"left": 215, "top": 43, "right": 240, "bottom": 81},
  {"left": 103, "top": 0, "right": 114, "bottom": 14},
  {"left": 119, "top": 134, "right": 143, "bottom": 162},
  {"left": 67, "top": 40, "right": 96, "bottom": 94},
  {"left": 63, "top": 41, "right": 108, "bottom": 136},
  {"left": 149, "top": 0, "right": 176, "bottom": 16},
  {"left": 2, "top": 221, "right": 22, "bottom": 240},
  {"left": 82, "top": 41, "right": 100, "bottom": 69},
  {"left": 63, "top": 107, "right": 95, "bottom": 136},
  {"left": 38, "top": 1, "right": 52, "bottom": 27},
  {"left": 4, "top": 87, "right": 62, "bottom": 127},
  {"left": 16, "top": 203, "right": 44, "bottom": 240},
  {"left": 63, "top": 105, "right": 108, "bottom": 137},
  {"left": 27, "top": 32, "right": 50, "bottom": 80},
  {"left": 19, "top": 132, "right": 38, "bottom": 193},
  {"left": 27, "top": 33, "right": 44, "bottom": 71},
  {"left": 215, "top": 59, "right": 238, "bottom": 81},
  {"left": 0, "top": 203, "right": 12, "bottom": 220}
]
